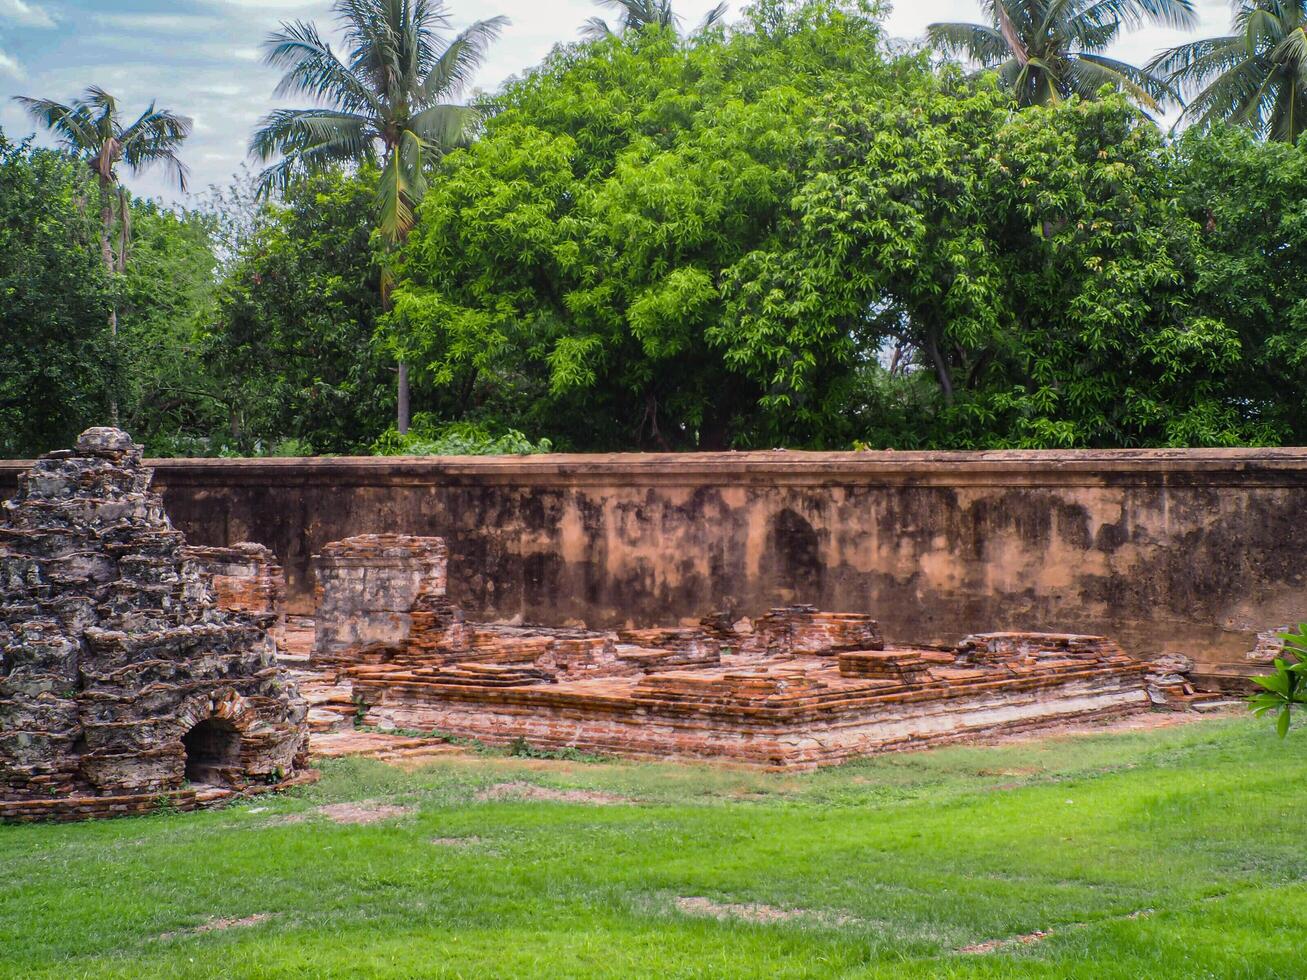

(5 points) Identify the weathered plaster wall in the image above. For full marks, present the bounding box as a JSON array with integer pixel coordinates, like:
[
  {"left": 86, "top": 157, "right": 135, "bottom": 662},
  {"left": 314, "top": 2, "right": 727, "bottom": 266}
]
[{"left": 2, "top": 450, "right": 1304, "bottom": 674}]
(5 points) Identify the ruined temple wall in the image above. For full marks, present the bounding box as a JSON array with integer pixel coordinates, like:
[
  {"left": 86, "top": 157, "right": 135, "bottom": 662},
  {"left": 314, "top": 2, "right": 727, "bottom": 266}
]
[{"left": 2, "top": 450, "right": 1304, "bottom": 671}]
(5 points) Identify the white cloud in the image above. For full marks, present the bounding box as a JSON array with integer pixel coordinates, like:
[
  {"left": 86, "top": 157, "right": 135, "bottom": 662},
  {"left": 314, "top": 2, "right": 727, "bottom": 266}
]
[
  {"left": 0, "top": 0, "right": 54, "bottom": 29},
  {"left": 92, "top": 12, "right": 224, "bottom": 32},
  {"left": 0, "top": 47, "right": 23, "bottom": 78}
]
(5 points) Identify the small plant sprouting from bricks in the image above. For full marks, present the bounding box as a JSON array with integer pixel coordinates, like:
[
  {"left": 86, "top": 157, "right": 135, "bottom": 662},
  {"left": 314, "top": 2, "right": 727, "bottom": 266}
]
[
  {"left": 1249, "top": 624, "right": 1307, "bottom": 737},
  {"left": 353, "top": 694, "right": 368, "bottom": 728},
  {"left": 152, "top": 794, "right": 179, "bottom": 815},
  {"left": 353, "top": 725, "right": 606, "bottom": 762},
  {"left": 506, "top": 736, "right": 609, "bottom": 764}
]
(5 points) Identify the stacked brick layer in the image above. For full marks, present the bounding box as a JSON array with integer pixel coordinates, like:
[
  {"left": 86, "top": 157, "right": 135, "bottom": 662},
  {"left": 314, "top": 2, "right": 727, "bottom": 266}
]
[
  {"left": 0, "top": 428, "right": 307, "bottom": 821},
  {"left": 345, "top": 600, "right": 1151, "bottom": 769},
  {"left": 185, "top": 542, "right": 287, "bottom": 649}
]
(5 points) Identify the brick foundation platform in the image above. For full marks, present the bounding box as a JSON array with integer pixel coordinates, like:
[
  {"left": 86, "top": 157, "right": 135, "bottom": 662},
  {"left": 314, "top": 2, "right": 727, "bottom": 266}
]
[
  {"left": 0, "top": 769, "right": 319, "bottom": 824},
  {"left": 346, "top": 598, "right": 1153, "bottom": 769}
]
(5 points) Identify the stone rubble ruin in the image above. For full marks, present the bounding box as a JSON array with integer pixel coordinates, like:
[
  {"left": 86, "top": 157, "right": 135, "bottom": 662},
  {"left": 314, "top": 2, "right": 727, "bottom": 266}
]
[
  {"left": 186, "top": 542, "right": 287, "bottom": 650},
  {"left": 303, "top": 533, "right": 1207, "bottom": 770},
  {"left": 0, "top": 428, "right": 309, "bottom": 823}
]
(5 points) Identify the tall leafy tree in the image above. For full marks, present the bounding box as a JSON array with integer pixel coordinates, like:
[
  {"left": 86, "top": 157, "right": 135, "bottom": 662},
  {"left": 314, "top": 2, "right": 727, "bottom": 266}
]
[
  {"left": 0, "top": 132, "right": 117, "bottom": 456},
  {"left": 249, "top": 0, "right": 507, "bottom": 433},
  {"left": 1149, "top": 0, "right": 1307, "bottom": 142},
  {"left": 581, "top": 0, "right": 728, "bottom": 39},
  {"left": 10, "top": 87, "right": 190, "bottom": 422},
  {"left": 206, "top": 168, "right": 393, "bottom": 454},
  {"left": 386, "top": 2, "right": 914, "bottom": 450},
  {"left": 927, "top": 0, "right": 1195, "bottom": 109}
]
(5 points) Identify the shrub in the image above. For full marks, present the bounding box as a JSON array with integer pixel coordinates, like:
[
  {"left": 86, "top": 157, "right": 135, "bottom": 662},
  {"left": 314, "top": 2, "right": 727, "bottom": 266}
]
[
  {"left": 370, "top": 416, "right": 552, "bottom": 457},
  {"left": 1248, "top": 624, "right": 1307, "bottom": 737}
]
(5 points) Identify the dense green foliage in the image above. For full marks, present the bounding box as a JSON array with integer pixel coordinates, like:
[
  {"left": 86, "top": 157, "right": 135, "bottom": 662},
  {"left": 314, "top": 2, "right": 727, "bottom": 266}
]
[
  {"left": 5, "top": 1, "right": 1307, "bottom": 456},
  {"left": 384, "top": 2, "right": 1303, "bottom": 449},
  {"left": 2, "top": 718, "right": 1305, "bottom": 976},
  {"left": 203, "top": 169, "right": 392, "bottom": 456},
  {"left": 371, "top": 416, "right": 553, "bottom": 455},
  {"left": 118, "top": 202, "right": 224, "bottom": 449},
  {"left": 1171, "top": 126, "right": 1307, "bottom": 442},
  {"left": 388, "top": 5, "right": 904, "bottom": 448},
  {"left": 0, "top": 135, "right": 116, "bottom": 456}
]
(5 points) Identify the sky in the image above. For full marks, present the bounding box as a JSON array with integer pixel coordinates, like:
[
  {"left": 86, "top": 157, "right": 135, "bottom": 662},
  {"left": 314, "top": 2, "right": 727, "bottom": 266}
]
[{"left": 0, "top": 0, "right": 1236, "bottom": 202}]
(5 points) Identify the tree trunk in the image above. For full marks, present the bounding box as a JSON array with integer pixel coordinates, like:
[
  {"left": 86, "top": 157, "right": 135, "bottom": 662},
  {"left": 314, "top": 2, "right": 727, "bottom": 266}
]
[
  {"left": 397, "top": 363, "right": 410, "bottom": 435},
  {"left": 381, "top": 279, "right": 409, "bottom": 435},
  {"left": 116, "top": 185, "right": 131, "bottom": 275},
  {"left": 98, "top": 174, "right": 120, "bottom": 426},
  {"left": 924, "top": 328, "right": 955, "bottom": 405}
]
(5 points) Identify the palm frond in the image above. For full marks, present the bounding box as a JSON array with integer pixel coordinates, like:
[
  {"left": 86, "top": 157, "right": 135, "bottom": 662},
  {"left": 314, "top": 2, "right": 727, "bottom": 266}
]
[
  {"left": 408, "top": 103, "right": 478, "bottom": 151},
  {"left": 376, "top": 137, "right": 418, "bottom": 246},
  {"left": 265, "top": 19, "right": 380, "bottom": 115},
  {"left": 1176, "top": 55, "right": 1276, "bottom": 132},
  {"left": 417, "top": 15, "right": 509, "bottom": 105},
  {"left": 1272, "top": 23, "right": 1307, "bottom": 70},
  {"left": 253, "top": 134, "right": 371, "bottom": 198},
  {"left": 1075, "top": 0, "right": 1196, "bottom": 34},
  {"left": 1266, "top": 69, "right": 1306, "bottom": 142},
  {"left": 926, "top": 21, "right": 1012, "bottom": 66},
  {"left": 119, "top": 104, "right": 193, "bottom": 191},
  {"left": 695, "top": 1, "right": 728, "bottom": 34},
  {"left": 249, "top": 107, "right": 374, "bottom": 162},
  {"left": 10, "top": 96, "right": 98, "bottom": 152},
  {"left": 580, "top": 16, "right": 616, "bottom": 39},
  {"left": 1146, "top": 35, "right": 1246, "bottom": 92},
  {"left": 1071, "top": 52, "right": 1168, "bottom": 108}
]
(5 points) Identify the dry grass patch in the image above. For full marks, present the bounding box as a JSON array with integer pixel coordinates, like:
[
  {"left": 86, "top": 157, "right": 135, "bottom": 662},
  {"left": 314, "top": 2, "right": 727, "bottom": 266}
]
[
  {"left": 158, "top": 914, "right": 271, "bottom": 941},
  {"left": 958, "top": 929, "right": 1052, "bottom": 954},
  {"left": 674, "top": 896, "right": 856, "bottom": 928},
  {"left": 474, "top": 781, "right": 631, "bottom": 805},
  {"left": 274, "top": 801, "right": 415, "bottom": 825}
]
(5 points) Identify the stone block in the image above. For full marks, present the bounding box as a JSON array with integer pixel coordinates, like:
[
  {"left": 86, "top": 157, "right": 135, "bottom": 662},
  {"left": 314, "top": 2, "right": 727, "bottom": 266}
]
[{"left": 312, "top": 534, "right": 448, "bottom": 668}]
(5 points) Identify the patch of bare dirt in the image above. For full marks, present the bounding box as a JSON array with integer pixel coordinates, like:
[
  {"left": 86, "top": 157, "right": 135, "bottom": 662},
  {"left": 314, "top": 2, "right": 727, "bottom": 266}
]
[
  {"left": 674, "top": 896, "right": 855, "bottom": 927},
  {"left": 316, "top": 801, "right": 414, "bottom": 824},
  {"left": 158, "top": 914, "right": 271, "bottom": 941},
  {"left": 474, "top": 781, "right": 632, "bottom": 805},
  {"left": 959, "top": 929, "right": 1053, "bottom": 954},
  {"left": 957, "top": 907, "right": 1157, "bottom": 954},
  {"left": 273, "top": 801, "right": 414, "bottom": 825}
]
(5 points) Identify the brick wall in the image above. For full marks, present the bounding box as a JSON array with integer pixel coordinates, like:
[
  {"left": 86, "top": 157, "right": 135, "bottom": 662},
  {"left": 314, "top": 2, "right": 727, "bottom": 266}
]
[{"left": 3, "top": 449, "right": 1304, "bottom": 675}]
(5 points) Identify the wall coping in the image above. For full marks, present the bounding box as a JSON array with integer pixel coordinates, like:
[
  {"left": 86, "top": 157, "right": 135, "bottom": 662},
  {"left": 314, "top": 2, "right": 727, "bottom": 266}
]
[{"left": 5, "top": 448, "right": 1307, "bottom": 489}]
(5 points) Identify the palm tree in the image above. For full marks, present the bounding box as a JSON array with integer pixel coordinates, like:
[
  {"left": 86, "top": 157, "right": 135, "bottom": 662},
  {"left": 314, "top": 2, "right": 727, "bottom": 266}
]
[
  {"left": 12, "top": 86, "right": 191, "bottom": 423},
  {"left": 927, "top": 0, "right": 1196, "bottom": 109},
  {"left": 1149, "top": 0, "right": 1307, "bottom": 142},
  {"left": 250, "top": 0, "right": 508, "bottom": 434},
  {"left": 581, "top": 0, "right": 728, "bottom": 40}
]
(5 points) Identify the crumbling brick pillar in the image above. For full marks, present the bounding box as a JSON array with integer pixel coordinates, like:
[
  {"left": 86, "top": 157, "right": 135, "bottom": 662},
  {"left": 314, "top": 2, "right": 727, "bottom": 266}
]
[
  {"left": 185, "top": 542, "right": 287, "bottom": 650},
  {"left": 311, "top": 534, "right": 448, "bottom": 669}
]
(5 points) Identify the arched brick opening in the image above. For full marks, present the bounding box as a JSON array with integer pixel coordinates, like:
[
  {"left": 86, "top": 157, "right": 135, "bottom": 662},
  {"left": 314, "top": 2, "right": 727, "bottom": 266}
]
[{"left": 182, "top": 717, "right": 242, "bottom": 786}]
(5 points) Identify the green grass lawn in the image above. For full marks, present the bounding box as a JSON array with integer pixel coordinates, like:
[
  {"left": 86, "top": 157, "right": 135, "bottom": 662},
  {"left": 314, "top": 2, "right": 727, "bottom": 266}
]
[{"left": 2, "top": 714, "right": 1304, "bottom": 978}]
